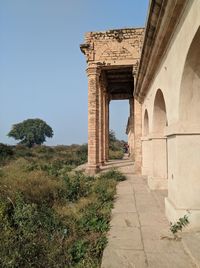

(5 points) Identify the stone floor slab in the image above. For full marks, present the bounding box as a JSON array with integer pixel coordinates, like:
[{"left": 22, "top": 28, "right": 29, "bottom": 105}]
[
  {"left": 139, "top": 211, "right": 169, "bottom": 226},
  {"left": 182, "top": 232, "right": 200, "bottom": 267},
  {"left": 147, "top": 252, "right": 195, "bottom": 268},
  {"left": 142, "top": 226, "right": 188, "bottom": 253},
  {"left": 101, "top": 247, "right": 147, "bottom": 268},
  {"left": 112, "top": 200, "right": 136, "bottom": 213},
  {"left": 110, "top": 212, "right": 140, "bottom": 228}
]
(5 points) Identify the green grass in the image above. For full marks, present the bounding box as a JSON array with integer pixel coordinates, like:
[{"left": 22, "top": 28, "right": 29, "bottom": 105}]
[{"left": 0, "top": 144, "right": 126, "bottom": 267}]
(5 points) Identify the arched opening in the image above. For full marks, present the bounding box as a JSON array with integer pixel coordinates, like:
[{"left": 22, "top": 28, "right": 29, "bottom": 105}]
[
  {"left": 109, "top": 100, "right": 129, "bottom": 160},
  {"left": 153, "top": 89, "right": 167, "bottom": 135},
  {"left": 142, "top": 109, "right": 150, "bottom": 175},
  {"left": 179, "top": 27, "right": 200, "bottom": 123},
  {"left": 148, "top": 89, "right": 168, "bottom": 189},
  {"left": 143, "top": 109, "right": 149, "bottom": 136}
]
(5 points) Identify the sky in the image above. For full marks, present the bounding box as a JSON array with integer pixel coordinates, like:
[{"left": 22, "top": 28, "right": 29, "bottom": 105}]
[{"left": 0, "top": 0, "right": 149, "bottom": 145}]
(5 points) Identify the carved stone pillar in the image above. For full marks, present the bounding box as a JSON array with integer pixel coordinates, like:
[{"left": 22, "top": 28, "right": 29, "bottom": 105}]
[
  {"left": 106, "top": 96, "right": 110, "bottom": 161},
  {"left": 103, "top": 92, "right": 106, "bottom": 162},
  {"left": 103, "top": 93, "right": 109, "bottom": 162},
  {"left": 86, "top": 65, "right": 101, "bottom": 175},
  {"left": 128, "top": 98, "right": 134, "bottom": 159},
  {"left": 99, "top": 78, "right": 104, "bottom": 165}
]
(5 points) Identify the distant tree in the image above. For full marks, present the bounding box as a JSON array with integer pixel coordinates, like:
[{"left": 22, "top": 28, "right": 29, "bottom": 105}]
[
  {"left": 8, "top": 118, "right": 53, "bottom": 147},
  {"left": 109, "top": 130, "right": 117, "bottom": 144},
  {"left": 109, "top": 130, "right": 121, "bottom": 151}
]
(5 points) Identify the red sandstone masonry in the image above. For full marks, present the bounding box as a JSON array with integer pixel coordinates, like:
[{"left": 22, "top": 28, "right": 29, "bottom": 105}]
[{"left": 81, "top": 28, "right": 144, "bottom": 175}]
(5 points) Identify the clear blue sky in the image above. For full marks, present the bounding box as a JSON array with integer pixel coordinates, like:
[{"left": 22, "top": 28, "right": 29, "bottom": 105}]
[{"left": 0, "top": 0, "right": 148, "bottom": 145}]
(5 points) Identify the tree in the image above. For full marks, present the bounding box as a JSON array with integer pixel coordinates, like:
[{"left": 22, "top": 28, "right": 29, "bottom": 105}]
[
  {"left": 109, "top": 130, "right": 117, "bottom": 144},
  {"left": 8, "top": 119, "right": 53, "bottom": 147},
  {"left": 109, "top": 130, "right": 120, "bottom": 151}
]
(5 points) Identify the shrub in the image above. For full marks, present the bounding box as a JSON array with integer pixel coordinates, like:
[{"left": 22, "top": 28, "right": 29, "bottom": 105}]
[
  {"left": 94, "top": 179, "right": 116, "bottom": 203},
  {"left": 109, "top": 149, "right": 124, "bottom": 160},
  {"left": 0, "top": 143, "right": 13, "bottom": 162},
  {"left": 99, "top": 169, "right": 126, "bottom": 182},
  {"left": 14, "top": 145, "right": 34, "bottom": 158},
  {"left": 69, "top": 239, "right": 89, "bottom": 264},
  {"left": 62, "top": 172, "right": 92, "bottom": 202},
  {"left": 79, "top": 203, "right": 110, "bottom": 233},
  {"left": 32, "top": 145, "right": 54, "bottom": 154}
]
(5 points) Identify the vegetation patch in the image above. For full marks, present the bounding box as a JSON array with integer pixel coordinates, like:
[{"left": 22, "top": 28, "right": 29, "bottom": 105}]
[
  {"left": 0, "top": 144, "right": 126, "bottom": 267},
  {"left": 109, "top": 130, "right": 125, "bottom": 160}
]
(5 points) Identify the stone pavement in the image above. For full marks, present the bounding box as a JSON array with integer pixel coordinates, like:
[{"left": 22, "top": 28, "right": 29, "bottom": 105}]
[{"left": 101, "top": 159, "right": 198, "bottom": 268}]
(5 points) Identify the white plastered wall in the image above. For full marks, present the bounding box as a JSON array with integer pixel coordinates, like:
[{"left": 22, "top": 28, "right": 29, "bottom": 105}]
[{"left": 141, "top": 0, "right": 200, "bottom": 229}]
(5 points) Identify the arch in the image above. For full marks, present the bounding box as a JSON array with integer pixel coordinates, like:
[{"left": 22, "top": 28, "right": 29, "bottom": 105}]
[
  {"left": 143, "top": 109, "right": 149, "bottom": 136},
  {"left": 153, "top": 89, "right": 167, "bottom": 135},
  {"left": 179, "top": 27, "right": 200, "bottom": 124}
]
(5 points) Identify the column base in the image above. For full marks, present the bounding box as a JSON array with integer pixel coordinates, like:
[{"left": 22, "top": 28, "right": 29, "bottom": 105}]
[
  {"left": 134, "top": 162, "right": 142, "bottom": 175},
  {"left": 142, "top": 166, "right": 149, "bottom": 176},
  {"left": 86, "top": 164, "right": 100, "bottom": 176},
  {"left": 148, "top": 176, "right": 168, "bottom": 190},
  {"left": 165, "top": 197, "right": 200, "bottom": 231}
]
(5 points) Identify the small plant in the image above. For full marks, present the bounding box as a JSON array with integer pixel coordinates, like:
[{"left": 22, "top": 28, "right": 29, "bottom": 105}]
[{"left": 170, "top": 214, "right": 190, "bottom": 236}]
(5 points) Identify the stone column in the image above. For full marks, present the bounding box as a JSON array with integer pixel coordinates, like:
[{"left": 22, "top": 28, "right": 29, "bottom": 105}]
[
  {"left": 104, "top": 93, "right": 109, "bottom": 162},
  {"left": 134, "top": 99, "right": 142, "bottom": 174},
  {"left": 128, "top": 98, "right": 134, "bottom": 159},
  {"left": 147, "top": 135, "right": 167, "bottom": 189},
  {"left": 141, "top": 136, "right": 151, "bottom": 176},
  {"left": 99, "top": 78, "right": 104, "bottom": 165},
  {"left": 103, "top": 91, "right": 106, "bottom": 162},
  {"left": 86, "top": 65, "right": 101, "bottom": 175}
]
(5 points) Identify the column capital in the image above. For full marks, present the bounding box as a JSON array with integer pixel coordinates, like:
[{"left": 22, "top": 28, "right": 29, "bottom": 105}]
[{"left": 86, "top": 64, "right": 101, "bottom": 77}]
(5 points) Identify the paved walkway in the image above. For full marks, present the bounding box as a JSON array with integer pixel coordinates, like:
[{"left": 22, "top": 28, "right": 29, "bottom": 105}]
[{"left": 101, "top": 159, "right": 198, "bottom": 268}]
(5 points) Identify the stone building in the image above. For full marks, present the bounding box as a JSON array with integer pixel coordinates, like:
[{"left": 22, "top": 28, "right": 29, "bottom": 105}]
[
  {"left": 80, "top": 28, "right": 144, "bottom": 175},
  {"left": 81, "top": 0, "right": 200, "bottom": 230}
]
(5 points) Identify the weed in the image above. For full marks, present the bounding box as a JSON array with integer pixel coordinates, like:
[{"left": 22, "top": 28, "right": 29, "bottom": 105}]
[{"left": 170, "top": 214, "right": 190, "bottom": 236}]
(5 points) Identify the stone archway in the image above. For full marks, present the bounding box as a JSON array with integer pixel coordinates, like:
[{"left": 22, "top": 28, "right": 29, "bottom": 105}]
[
  {"left": 153, "top": 89, "right": 167, "bottom": 134},
  {"left": 179, "top": 27, "right": 200, "bottom": 123},
  {"left": 148, "top": 89, "right": 168, "bottom": 189},
  {"left": 141, "top": 109, "right": 151, "bottom": 175},
  {"left": 166, "top": 27, "right": 200, "bottom": 229}
]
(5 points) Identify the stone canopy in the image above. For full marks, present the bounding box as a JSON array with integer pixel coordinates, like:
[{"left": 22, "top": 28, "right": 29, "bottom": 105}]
[
  {"left": 80, "top": 28, "right": 144, "bottom": 100},
  {"left": 80, "top": 27, "right": 144, "bottom": 175}
]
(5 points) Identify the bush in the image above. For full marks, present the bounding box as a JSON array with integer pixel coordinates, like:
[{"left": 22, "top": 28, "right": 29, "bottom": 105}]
[
  {"left": 109, "top": 149, "right": 124, "bottom": 160},
  {"left": 99, "top": 169, "right": 126, "bottom": 182},
  {"left": 0, "top": 143, "right": 13, "bottom": 162},
  {"left": 62, "top": 172, "right": 92, "bottom": 202},
  {"left": 14, "top": 145, "right": 34, "bottom": 158},
  {"left": 79, "top": 203, "right": 110, "bottom": 233}
]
